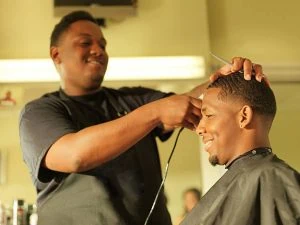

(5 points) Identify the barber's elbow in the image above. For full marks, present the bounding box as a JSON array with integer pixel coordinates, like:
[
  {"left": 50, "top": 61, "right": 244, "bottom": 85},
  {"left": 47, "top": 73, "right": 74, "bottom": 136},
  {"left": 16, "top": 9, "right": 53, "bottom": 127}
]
[
  {"left": 44, "top": 150, "right": 88, "bottom": 173},
  {"left": 49, "top": 134, "right": 92, "bottom": 173},
  {"left": 68, "top": 152, "right": 91, "bottom": 172}
]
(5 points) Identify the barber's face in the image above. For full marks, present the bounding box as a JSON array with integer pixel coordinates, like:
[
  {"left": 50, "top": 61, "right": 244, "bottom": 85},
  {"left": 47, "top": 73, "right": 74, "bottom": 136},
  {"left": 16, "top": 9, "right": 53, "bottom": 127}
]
[
  {"left": 196, "top": 88, "right": 241, "bottom": 166},
  {"left": 52, "top": 20, "right": 109, "bottom": 92}
]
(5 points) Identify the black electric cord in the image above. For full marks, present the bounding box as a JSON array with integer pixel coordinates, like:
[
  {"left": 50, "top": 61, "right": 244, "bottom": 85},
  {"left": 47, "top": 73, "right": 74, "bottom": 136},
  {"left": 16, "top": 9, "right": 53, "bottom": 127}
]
[{"left": 144, "top": 127, "right": 185, "bottom": 225}]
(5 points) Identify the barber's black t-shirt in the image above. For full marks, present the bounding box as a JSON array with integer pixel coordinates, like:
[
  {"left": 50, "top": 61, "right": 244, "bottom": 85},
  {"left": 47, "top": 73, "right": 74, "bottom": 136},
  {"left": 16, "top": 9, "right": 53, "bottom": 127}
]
[{"left": 19, "top": 86, "right": 173, "bottom": 225}]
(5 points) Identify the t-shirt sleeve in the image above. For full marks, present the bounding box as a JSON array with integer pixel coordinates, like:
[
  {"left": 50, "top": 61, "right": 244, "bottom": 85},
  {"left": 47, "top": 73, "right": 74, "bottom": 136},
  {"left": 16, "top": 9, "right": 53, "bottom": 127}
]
[{"left": 19, "top": 97, "right": 77, "bottom": 187}]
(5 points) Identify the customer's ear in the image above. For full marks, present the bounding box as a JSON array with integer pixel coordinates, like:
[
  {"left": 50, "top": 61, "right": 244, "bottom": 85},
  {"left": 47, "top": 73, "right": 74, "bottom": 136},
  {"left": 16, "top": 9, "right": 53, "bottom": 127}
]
[{"left": 238, "top": 105, "right": 253, "bottom": 129}]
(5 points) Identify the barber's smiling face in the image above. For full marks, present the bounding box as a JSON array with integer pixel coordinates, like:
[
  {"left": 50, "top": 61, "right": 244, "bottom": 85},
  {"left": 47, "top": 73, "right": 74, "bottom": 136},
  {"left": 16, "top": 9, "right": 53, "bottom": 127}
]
[
  {"left": 53, "top": 20, "right": 109, "bottom": 94},
  {"left": 196, "top": 88, "right": 242, "bottom": 166}
]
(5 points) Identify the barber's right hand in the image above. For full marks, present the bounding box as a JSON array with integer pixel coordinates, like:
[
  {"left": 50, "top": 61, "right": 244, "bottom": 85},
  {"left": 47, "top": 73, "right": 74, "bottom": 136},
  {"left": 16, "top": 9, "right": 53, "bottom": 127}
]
[{"left": 154, "top": 94, "right": 202, "bottom": 130}]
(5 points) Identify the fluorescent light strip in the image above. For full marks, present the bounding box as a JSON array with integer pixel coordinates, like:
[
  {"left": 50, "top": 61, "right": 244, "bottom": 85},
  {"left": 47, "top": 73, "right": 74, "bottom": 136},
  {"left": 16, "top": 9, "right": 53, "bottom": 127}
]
[{"left": 0, "top": 56, "right": 205, "bottom": 83}]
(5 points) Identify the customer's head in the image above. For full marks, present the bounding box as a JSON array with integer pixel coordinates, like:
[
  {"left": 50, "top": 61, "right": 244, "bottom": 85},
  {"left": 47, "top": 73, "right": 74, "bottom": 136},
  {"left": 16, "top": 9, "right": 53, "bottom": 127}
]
[
  {"left": 196, "top": 72, "right": 276, "bottom": 166},
  {"left": 50, "top": 11, "right": 109, "bottom": 94}
]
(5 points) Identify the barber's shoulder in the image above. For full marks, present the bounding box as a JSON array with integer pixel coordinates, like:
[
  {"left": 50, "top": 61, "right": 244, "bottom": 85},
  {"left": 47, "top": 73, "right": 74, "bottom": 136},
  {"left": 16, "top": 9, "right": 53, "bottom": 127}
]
[{"left": 21, "top": 91, "right": 67, "bottom": 117}]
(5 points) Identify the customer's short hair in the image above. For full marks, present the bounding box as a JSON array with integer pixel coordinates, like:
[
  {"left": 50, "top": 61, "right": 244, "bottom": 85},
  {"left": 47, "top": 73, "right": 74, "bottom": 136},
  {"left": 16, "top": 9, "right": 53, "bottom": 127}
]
[
  {"left": 50, "top": 10, "right": 97, "bottom": 47},
  {"left": 208, "top": 72, "right": 276, "bottom": 118}
]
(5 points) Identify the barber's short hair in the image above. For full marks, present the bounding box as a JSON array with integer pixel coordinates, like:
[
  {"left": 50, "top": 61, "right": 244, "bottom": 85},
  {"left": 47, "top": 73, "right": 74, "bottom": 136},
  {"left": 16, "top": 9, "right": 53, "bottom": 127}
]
[
  {"left": 208, "top": 72, "right": 276, "bottom": 118},
  {"left": 50, "top": 11, "right": 97, "bottom": 47}
]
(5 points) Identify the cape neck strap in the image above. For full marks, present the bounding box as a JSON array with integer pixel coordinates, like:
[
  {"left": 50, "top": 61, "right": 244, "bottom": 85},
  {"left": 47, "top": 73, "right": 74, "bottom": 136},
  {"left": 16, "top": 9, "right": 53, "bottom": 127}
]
[{"left": 226, "top": 147, "right": 272, "bottom": 169}]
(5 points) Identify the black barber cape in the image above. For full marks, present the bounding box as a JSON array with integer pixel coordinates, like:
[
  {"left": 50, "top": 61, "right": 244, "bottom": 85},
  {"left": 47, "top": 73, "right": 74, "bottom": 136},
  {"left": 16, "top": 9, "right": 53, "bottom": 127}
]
[{"left": 181, "top": 148, "right": 300, "bottom": 225}]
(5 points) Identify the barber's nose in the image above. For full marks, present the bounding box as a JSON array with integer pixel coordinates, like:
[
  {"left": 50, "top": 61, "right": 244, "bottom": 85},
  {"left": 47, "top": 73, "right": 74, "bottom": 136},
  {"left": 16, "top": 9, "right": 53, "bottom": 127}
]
[{"left": 90, "top": 43, "right": 104, "bottom": 56}]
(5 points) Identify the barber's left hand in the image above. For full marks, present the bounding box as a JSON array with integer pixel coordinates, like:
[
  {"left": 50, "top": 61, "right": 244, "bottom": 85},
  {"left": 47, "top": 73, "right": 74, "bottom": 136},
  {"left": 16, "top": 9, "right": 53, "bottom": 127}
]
[{"left": 210, "top": 57, "right": 269, "bottom": 86}]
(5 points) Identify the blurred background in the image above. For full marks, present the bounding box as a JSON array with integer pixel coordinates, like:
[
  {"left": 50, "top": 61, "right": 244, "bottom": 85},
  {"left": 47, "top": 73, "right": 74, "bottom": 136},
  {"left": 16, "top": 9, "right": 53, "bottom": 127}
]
[{"left": 0, "top": 0, "right": 299, "bottom": 223}]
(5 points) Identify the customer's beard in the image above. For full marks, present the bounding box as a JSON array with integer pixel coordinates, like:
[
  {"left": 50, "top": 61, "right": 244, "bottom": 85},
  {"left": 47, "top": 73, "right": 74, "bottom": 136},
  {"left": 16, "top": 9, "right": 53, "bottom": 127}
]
[{"left": 209, "top": 155, "right": 219, "bottom": 166}]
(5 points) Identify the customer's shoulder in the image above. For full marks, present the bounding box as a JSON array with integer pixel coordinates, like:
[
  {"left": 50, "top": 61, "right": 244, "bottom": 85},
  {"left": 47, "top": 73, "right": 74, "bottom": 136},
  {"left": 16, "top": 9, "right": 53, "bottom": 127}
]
[{"left": 246, "top": 154, "right": 299, "bottom": 181}]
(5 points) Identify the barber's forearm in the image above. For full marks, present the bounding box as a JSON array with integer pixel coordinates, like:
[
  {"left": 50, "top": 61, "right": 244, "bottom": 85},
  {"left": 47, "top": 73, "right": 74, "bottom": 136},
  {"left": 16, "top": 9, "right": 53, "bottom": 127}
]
[{"left": 45, "top": 103, "right": 160, "bottom": 173}]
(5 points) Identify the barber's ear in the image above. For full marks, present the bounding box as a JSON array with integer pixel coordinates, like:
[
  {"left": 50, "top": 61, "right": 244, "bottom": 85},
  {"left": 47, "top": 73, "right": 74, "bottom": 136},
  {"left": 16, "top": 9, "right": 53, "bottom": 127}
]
[
  {"left": 50, "top": 46, "right": 61, "bottom": 64},
  {"left": 239, "top": 105, "right": 253, "bottom": 128}
]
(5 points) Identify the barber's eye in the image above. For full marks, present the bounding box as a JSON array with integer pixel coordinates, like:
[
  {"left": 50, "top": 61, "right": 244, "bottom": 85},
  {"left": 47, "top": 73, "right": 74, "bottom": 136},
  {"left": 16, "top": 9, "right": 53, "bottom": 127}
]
[{"left": 100, "top": 44, "right": 106, "bottom": 50}]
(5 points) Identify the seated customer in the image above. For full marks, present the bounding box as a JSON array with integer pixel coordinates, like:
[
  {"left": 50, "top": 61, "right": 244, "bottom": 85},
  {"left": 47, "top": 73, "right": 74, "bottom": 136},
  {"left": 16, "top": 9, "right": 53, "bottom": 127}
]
[{"left": 181, "top": 72, "right": 300, "bottom": 225}]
